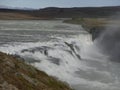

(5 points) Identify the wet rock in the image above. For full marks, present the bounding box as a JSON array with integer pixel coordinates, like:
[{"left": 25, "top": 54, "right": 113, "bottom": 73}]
[
  {"left": 64, "top": 42, "right": 81, "bottom": 60},
  {"left": 48, "top": 57, "right": 61, "bottom": 65}
]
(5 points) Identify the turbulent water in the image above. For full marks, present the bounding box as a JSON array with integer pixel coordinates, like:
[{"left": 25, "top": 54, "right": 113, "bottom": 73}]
[{"left": 0, "top": 20, "right": 120, "bottom": 90}]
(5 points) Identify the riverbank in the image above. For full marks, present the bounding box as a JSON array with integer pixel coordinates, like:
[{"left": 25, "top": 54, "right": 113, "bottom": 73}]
[
  {"left": 64, "top": 18, "right": 120, "bottom": 40},
  {"left": 0, "top": 52, "right": 72, "bottom": 90}
]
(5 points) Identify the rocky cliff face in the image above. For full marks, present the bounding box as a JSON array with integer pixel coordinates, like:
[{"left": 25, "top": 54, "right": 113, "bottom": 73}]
[
  {"left": 88, "top": 27, "right": 104, "bottom": 40},
  {"left": 0, "top": 52, "right": 72, "bottom": 90}
]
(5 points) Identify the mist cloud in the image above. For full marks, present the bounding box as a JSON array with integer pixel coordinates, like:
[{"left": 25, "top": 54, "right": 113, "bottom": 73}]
[{"left": 97, "top": 22, "right": 120, "bottom": 62}]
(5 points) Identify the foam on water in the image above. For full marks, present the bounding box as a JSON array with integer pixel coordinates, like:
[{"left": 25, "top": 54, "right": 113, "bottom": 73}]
[
  {"left": 0, "top": 20, "right": 120, "bottom": 90},
  {"left": 0, "top": 33, "right": 120, "bottom": 90}
]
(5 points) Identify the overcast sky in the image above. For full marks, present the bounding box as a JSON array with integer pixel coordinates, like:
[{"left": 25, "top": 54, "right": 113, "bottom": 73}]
[{"left": 0, "top": 0, "right": 120, "bottom": 9}]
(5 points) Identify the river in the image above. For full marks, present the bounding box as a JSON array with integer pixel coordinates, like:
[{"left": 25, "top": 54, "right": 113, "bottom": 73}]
[{"left": 0, "top": 20, "right": 120, "bottom": 90}]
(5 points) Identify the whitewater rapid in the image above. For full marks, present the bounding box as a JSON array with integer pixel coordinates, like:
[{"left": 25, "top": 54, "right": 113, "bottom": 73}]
[{"left": 0, "top": 20, "right": 120, "bottom": 90}]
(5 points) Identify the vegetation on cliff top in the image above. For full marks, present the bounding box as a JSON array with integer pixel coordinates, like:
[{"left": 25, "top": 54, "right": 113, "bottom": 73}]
[
  {"left": 64, "top": 17, "right": 120, "bottom": 40},
  {"left": 64, "top": 18, "right": 108, "bottom": 32}
]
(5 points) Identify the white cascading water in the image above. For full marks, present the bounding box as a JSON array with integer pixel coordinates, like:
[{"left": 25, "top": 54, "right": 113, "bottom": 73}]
[{"left": 0, "top": 20, "right": 120, "bottom": 90}]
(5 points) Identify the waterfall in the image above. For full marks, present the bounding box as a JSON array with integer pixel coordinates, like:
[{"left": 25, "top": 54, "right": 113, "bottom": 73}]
[{"left": 0, "top": 20, "right": 120, "bottom": 90}]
